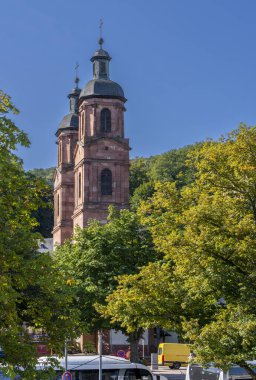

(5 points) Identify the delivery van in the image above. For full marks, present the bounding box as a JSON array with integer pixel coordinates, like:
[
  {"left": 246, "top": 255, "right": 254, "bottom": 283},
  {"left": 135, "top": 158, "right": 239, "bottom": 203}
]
[{"left": 158, "top": 343, "right": 190, "bottom": 369}]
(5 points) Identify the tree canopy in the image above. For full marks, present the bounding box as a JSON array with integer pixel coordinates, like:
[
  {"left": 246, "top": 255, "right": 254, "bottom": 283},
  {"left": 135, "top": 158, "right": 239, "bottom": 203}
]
[
  {"left": 129, "top": 144, "right": 200, "bottom": 210},
  {"left": 135, "top": 125, "right": 256, "bottom": 378},
  {"left": 54, "top": 207, "right": 159, "bottom": 361},
  {"left": 0, "top": 91, "right": 77, "bottom": 378}
]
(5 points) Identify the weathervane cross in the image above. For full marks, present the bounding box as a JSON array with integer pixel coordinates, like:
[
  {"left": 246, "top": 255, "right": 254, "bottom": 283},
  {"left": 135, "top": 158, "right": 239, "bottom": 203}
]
[
  {"left": 99, "top": 19, "right": 104, "bottom": 49},
  {"left": 99, "top": 19, "right": 103, "bottom": 38},
  {"left": 75, "top": 62, "right": 79, "bottom": 76},
  {"left": 74, "top": 62, "right": 79, "bottom": 88}
]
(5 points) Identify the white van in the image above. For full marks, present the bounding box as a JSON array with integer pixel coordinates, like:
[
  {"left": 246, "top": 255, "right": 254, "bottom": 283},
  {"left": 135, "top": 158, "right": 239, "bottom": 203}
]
[
  {"left": 186, "top": 363, "right": 256, "bottom": 380},
  {"left": 31, "top": 355, "right": 166, "bottom": 380}
]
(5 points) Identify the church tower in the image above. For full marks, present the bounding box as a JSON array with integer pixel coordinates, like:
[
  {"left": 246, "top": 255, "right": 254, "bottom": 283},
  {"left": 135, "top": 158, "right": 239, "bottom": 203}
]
[
  {"left": 53, "top": 38, "right": 129, "bottom": 246},
  {"left": 53, "top": 80, "right": 81, "bottom": 245},
  {"left": 72, "top": 38, "right": 130, "bottom": 229}
]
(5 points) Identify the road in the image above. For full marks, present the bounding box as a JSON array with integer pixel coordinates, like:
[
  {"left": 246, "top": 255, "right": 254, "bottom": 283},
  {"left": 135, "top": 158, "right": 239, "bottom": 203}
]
[{"left": 152, "top": 366, "right": 186, "bottom": 380}]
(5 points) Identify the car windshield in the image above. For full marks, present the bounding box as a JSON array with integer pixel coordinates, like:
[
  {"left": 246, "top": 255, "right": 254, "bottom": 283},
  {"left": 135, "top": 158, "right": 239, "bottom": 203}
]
[{"left": 229, "top": 366, "right": 256, "bottom": 375}]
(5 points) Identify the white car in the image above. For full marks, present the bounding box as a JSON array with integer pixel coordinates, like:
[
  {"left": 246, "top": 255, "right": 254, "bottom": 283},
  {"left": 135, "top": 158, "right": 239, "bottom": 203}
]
[{"left": 11, "top": 355, "right": 165, "bottom": 380}]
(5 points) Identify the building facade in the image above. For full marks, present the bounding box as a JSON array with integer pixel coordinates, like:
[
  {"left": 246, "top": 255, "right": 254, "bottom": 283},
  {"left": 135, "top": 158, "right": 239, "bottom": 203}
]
[{"left": 53, "top": 39, "right": 130, "bottom": 246}]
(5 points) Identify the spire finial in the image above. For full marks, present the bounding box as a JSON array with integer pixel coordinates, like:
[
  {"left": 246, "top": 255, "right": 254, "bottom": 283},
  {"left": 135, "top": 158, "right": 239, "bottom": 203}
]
[
  {"left": 98, "top": 19, "right": 104, "bottom": 49},
  {"left": 74, "top": 62, "right": 80, "bottom": 88}
]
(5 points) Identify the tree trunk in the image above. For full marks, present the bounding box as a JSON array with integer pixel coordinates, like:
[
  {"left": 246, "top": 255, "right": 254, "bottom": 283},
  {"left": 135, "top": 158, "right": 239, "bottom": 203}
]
[{"left": 127, "top": 328, "right": 144, "bottom": 363}]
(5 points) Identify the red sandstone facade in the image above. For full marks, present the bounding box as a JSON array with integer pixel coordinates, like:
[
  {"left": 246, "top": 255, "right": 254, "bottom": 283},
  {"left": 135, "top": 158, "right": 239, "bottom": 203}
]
[
  {"left": 73, "top": 98, "right": 129, "bottom": 229},
  {"left": 53, "top": 41, "right": 129, "bottom": 246}
]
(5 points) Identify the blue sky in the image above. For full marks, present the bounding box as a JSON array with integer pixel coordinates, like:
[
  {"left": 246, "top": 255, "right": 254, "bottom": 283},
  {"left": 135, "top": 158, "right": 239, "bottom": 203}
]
[{"left": 2, "top": 0, "right": 256, "bottom": 170}]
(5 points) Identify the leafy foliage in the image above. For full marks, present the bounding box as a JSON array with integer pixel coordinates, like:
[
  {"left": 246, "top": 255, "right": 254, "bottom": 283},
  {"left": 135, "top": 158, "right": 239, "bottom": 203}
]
[
  {"left": 55, "top": 207, "right": 158, "bottom": 331},
  {"left": 129, "top": 144, "right": 200, "bottom": 209},
  {"left": 148, "top": 143, "right": 201, "bottom": 186},
  {"left": 130, "top": 181, "right": 155, "bottom": 211},
  {"left": 0, "top": 91, "right": 78, "bottom": 376},
  {"left": 54, "top": 207, "right": 159, "bottom": 361},
  {"left": 99, "top": 262, "right": 181, "bottom": 333},
  {"left": 129, "top": 157, "right": 151, "bottom": 196},
  {"left": 136, "top": 125, "right": 256, "bottom": 377},
  {"left": 28, "top": 168, "right": 55, "bottom": 238},
  {"left": 29, "top": 167, "right": 55, "bottom": 186}
]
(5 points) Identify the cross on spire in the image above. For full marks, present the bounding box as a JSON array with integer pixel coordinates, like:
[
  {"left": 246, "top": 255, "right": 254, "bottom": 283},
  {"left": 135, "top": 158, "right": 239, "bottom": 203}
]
[
  {"left": 99, "top": 19, "right": 103, "bottom": 38},
  {"left": 74, "top": 62, "right": 79, "bottom": 88},
  {"left": 99, "top": 19, "right": 104, "bottom": 49}
]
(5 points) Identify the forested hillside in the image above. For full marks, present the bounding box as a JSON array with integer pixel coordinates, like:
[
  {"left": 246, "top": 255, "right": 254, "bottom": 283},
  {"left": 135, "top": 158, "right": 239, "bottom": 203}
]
[
  {"left": 31, "top": 143, "right": 200, "bottom": 237},
  {"left": 29, "top": 167, "right": 55, "bottom": 184},
  {"left": 129, "top": 142, "right": 201, "bottom": 209}
]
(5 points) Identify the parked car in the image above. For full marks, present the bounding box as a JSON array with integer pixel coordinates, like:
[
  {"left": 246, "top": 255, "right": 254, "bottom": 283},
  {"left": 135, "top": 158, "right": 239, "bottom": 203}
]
[{"left": 186, "top": 362, "right": 256, "bottom": 380}]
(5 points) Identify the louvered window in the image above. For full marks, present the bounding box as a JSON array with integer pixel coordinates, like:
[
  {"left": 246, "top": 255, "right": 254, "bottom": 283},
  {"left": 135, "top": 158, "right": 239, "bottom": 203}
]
[
  {"left": 100, "top": 108, "right": 111, "bottom": 132},
  {"left": 101, "top": 169, "right": 112, "bottom": 195}
]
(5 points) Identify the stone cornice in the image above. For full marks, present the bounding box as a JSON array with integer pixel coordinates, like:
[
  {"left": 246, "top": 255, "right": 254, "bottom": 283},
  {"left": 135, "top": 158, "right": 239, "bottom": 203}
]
[{"left": 73, "top": 158, "right": 129, "bottom": 171}]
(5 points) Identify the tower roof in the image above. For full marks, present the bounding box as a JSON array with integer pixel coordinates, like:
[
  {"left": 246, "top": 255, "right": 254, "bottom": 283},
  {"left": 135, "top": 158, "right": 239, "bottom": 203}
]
[
  {"left": 91, "top": 47, "right": 111, "bottom": 61},
  {"left": 58, "top": 113, "right": 79, "bottom": 131},
  {"left": 80, "top": 38, "right": 125, "bottom": 102},
  {"left": 56, "top": 77, "right": 81, "bottom": 135},
  {"left": 80, "top": 79, "right": 125, "bottom": 100}
]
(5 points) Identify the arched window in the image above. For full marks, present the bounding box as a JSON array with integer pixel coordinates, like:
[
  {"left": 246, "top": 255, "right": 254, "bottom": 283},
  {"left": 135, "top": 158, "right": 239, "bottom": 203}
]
[
  {"left": 100, "top": 108, "right": 111, "bottom": 132},
  {"left": 101, "top": 169, "right": 112, "bottom": 195},
  {"left": 78, "top": 173, "right": 81, "bottom": 198}
]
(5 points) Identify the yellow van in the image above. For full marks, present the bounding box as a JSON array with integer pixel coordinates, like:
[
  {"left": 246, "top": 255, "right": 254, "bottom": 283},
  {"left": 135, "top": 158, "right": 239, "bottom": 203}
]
[{"left": 158, "top": 343, "right": 190, "bottom": 369}]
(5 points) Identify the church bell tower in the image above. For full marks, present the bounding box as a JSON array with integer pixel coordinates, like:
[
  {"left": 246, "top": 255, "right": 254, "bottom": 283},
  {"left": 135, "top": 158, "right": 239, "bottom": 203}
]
[
  {"left": 53, "top": 38, "right": 130, "bottom": 245},
  {"left": 73, "top": 38, "right": 130, "bottom": 228}
]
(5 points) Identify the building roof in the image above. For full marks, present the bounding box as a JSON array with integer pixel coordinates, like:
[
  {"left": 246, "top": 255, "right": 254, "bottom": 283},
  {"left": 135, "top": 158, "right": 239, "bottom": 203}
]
[
  {"left": 56, "top": 83, "right": 80, "bottom": 135},
  {"left": 80, "top": 79, "right": 125, "bottom": 100},
  {"left": 91, "top": 48, "right": 111, "bottom": 61},
  {"left": 58, "top": 113, "right": 78, "bottom": 131}
]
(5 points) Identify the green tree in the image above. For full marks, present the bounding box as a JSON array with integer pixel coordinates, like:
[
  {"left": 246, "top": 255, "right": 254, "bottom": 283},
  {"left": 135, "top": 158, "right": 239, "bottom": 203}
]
[
  {"left": 54, "top": 207, "right": 159, "bottom": 362},
  {"left": 129, "top": 145, "right": 200, "bottom": 209},
  {"left": 28, "top": 168, "right": 55, "bottom": 238},
  {"left": 29, "top": 167, "right": 55, "bottom": 185},
  {"left": 130, "top": 180, "right": 155, "bottom": 210},
  {"left": 129, "top": 157, "right": 151, "bottom": 196},
  {"left": 191, "top": 305, "right": 256, "bottom": 379},
  {"left": 98, "top": 262, "right": 183, "bottom": 350},
  {"left": 30, "top": 177, "right": 53, "bottom": 238},
  {"left": 0, "top": 91, "right": 77, "bottom": 377},
  {"left": 138, "top": 125, "right": 256, "bottom": 378},
  {"left": 148, "top": 144, "right": 200, "bottom": 187}
]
